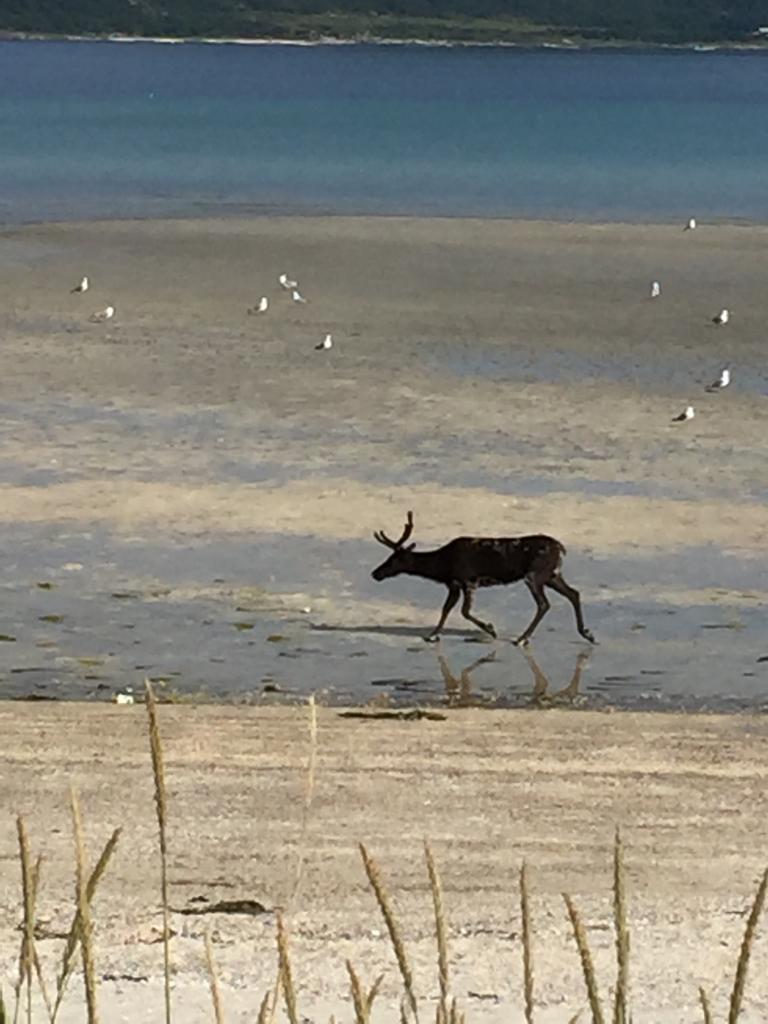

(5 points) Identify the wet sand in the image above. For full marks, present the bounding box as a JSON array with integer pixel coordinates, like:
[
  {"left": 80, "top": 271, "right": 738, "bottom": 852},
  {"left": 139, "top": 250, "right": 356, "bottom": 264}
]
[
  {"left": 0, "top": 216, "right": 766, "bottom": 706},
  {"left": 1, "top": 703, "right": 768, "bottom": 1021}
]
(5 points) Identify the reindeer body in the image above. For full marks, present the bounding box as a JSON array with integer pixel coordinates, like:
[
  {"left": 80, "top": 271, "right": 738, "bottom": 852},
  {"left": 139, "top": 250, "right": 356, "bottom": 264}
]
[
  {"left": 379, "top": 535, "right": 564, "bottom": 587},
  {"left": 371, "top": 514, "right": 594, "bottom": 646}
]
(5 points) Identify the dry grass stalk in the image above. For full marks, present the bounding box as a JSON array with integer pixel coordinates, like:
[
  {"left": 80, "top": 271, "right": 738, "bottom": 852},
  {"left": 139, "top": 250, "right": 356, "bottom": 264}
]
[
  {"left": 399, "top": 997, "right": 409, "bottom": 1024},
  {"left": 30, "top": 854, "right": 53, "bottom": 1024},
  {"left": 563, "top": 893, "right": 605, "bottom": 1024},
  {"left": 567, "top": 1013, "right": 584, "bottom": 1024},
  {"left": 255, "top": 990, "right": 271, "bottom": 1024},
  {"left": 276, "top": 913, "right": 300, "bottom": 1024},
  {"left": 612, "top": 830, "right": 630, "bottom": 1024},
  {"left": 520, "top": 861, "right": 535, "bottom": 1024},
  {"left": 359, "top": 844, "right": 419, "bottom": 1022},
  {"left": 699, "top": 987, "right": 713, "bottom": 1024},
  {"left": 728, "top": 867, "right": 768, "bottom": 1024},
  {"left": 52, "top": 828, "right": 121, "bottom": 1022},
  {"left": 145, "top": 678, "right": 172, "bottom": 1024},
  {"left": 70, "top": 789, "right": 99, "bottom": 1024},
  {"left": 203, "top": 929, "right": 225, "bottom": 1024},
  {"left": 448, "top": 997, "right": 462, "bottom": 1024},
  {"left": 1, "top": 985, "right": 7, "bottom": 1024},
  {"left": 424, "top": 842, "right": 449, "bottom": 1015},
  {"left": 13, "top": 817, "right": 36, "bottom": 1024},
  {"left": 289, "top": 694, "right": 318, "bottom": 910},
  {"left": 367, "top": 974, "right": 384, "bottom": 1014},
  {"left": 346, "top": 961, "right": 370, "bottom": 1024}
]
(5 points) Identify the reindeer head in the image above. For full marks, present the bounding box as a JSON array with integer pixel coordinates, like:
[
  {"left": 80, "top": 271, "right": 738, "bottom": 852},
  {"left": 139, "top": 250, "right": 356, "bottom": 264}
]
[{"left": 371, "top": 511, "right": 416, "bottom": 580}]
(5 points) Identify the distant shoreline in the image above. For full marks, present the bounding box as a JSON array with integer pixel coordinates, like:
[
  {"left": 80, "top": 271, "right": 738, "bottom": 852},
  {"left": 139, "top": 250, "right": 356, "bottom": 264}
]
[{"left": 2, "top": 30, "right": 768, "bottom": 52}]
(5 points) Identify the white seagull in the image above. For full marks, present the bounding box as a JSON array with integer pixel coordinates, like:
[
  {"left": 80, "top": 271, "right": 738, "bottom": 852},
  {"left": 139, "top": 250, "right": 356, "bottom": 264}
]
[
  {"left": 291, "top": 288, "right": 307, "bottom": 304},
  {"left": 684, "top": 217, "right": 697, "bottom": 231},
  {"left": 71, "top": 275, "right": 89, "bottom": 294},
  {"left": 706, "top": 366, "right": 731, "bottom": 392},
  {"left": 672, "top": 405, "right": 695, "bottom": 422},
  {"left": 650, "top": 280, "right": 661, "bottom": 298},
  {"left": 315, "top": 333, "right": 332, "bottom": 351},
  {"left": 89, "top": 305, "right": 115, "bottom": 323},
  {"left": 247, "top": 296, "right": 269, "bottom": 315},
  {"left": 279, "top": 273, "right": 298, "bottom": 290},
  {"left": 712, "top": 308, "right": 730, "bottom": 325}
]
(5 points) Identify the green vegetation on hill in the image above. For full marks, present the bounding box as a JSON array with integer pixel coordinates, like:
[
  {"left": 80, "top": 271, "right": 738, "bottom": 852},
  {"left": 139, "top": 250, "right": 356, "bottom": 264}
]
[{"left": 1, "top": 0, "right": 767, "bottom": 44}]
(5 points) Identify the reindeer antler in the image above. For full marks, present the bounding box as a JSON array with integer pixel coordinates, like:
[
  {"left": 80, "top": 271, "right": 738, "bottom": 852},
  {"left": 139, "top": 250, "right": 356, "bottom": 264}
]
[{"left": 373, "top": 510, "right": 414, "bottom": 550}]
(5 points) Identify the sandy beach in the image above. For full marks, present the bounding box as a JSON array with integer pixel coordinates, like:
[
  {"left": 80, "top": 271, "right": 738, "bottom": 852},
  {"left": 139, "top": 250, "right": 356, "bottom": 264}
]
[
  {"left": 1, "top": 702, "right": 768, "bottom": 1021},
  {"left": 0, "top": 704, "right": 765, "bottom": 1024},
  {"left": 0, "top": 215, "right": 766, "bottom": 1017},
  {"left": 0, "top": 215, "right": 765, "bottom": 706}
]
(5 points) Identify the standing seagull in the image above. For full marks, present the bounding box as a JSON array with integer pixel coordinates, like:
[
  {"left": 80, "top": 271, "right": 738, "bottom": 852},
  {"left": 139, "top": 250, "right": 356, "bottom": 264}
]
[
  {"left": 279, "top": 273, "right": 298, "bottom": 290},
  {"left": 705, "top": 366, "right": 731, "bottom": 392},
  {"left": 712, "top": 308, "right": 730, "bottom": 325},
  {"left": 291, "top": 288, "right": 307, "bottom": 304},
  {"left": 315, "top": 333, "right": 332, "bottom": 351},
  {"left": 247, "top": 296, "right": 269, "bottom": 315},
  {"left": 89, "top": 305, "right": 115, "bottom": 323},
  {"left": 684, "top": 217, "right": 697, "bottom": 231},
  {"left": 672, "top": 405, "right": 695, "bottom": 422},
  {"left": 71, "top": 275, "right": 89, "bottom": 294},
  {"left": 650, "top": 280, "right": 661, "bottom": 298}
]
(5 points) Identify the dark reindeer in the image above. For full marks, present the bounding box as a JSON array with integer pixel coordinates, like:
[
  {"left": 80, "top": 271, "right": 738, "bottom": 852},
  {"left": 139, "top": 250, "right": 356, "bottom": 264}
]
[{"left": 371, "top": 511, "right": 595, "bottom": 646}]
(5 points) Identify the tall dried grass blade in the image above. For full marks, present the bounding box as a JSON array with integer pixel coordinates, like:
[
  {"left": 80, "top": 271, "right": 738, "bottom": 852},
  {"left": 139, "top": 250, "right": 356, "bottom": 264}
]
[
  {"left": 145, "top": 678, "right": 172, "bottom": 1024},
  {"left": 399, "top": 997, "right": 409, "bottom": 1024},
  {"left": 289, "top": 694, "right": 318, "bottom": 911},
  {"left": 699, "top": 987, "right": 713, "bottom": 1024},
  {"left": 52, "top": 828, "right": 121, "bottom": 1022},
  {"left": 14, "top": 818, "right": 35, "bottom": 1024},
  {"left": 276, "top": 913, "right": 299, "bottom": 1024},
  {"left": 28, "top": 854, "right": 53, "bottom": 1022},
  {"left": 70, "top": 789, "right": 99, "bottom": 1024},
  {"left": 203, "top": 929, "right": 225, "bottom": 1024},
  {"left": 255, "top": 991, "right": 271, "bottom": 1024},
  {"left": 346, "top": 960, "right": 369, "bottom": 1024},
  {"left": 424, "top": 841, "right": 449, "bottom": 1014},
  {"left": 520, "top": 861, "right": 535, "bottom": 1024},
  {"left": 728, "top": 867, "right": 768, "bottom": 1024},
  {"left": 367, "top": 974, "right": 384, "bottom": 1014},
  {"left": 563, "top": 894, "right": 605, "bottom": 1024},
  {"left": 612, "top": 830, "right": 630, "bottom": 1024},
  {"left": 1, "top": 985, "right": 7, "bottom": 1024},
  {"left": 359, "top": 844, "right": 419, "bottom": 1022}
]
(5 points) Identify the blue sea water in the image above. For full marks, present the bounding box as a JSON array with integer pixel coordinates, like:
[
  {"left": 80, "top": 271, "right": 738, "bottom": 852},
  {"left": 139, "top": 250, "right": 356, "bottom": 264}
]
[{"left": 1, "top": 38, "right": 768, "bottom": 223}]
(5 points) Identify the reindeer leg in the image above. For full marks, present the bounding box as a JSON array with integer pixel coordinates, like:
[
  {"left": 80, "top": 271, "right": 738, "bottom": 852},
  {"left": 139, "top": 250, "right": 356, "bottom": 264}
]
[
  {"left": 424, "top": 583, "right": 461, "bottom": 643},
  {"left": 460, "top": 585, "right": 497, "bottom": 639},
  {"left": 521, "top": 648, "right": 550, "bottom": 704},
  {"left": 553, "top": 649, "right": 591, "bottom": 703},
  {"left": 514, "top": 576, "right": 551, "bottom": 646},
  {"left": 546, "top": 575, "right": 595, "bottom": 643}
]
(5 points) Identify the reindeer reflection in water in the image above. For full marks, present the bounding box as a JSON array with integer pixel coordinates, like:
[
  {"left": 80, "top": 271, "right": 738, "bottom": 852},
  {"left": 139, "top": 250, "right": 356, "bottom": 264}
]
[{"left": 437, "top": 648, "right": 592, "bottom": 708}]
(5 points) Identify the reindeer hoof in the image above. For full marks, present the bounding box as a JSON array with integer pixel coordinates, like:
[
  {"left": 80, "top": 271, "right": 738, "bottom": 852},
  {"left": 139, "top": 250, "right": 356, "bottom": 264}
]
[
  {"left": 582, "top": 630, "right": 596, "bottom": 644},
  {"left": 484, "top": 623, "right": 498, "bottom": 639},
  {"left": 513, "top": 636, "right": 531, "bottom": 648},
  {"left": 423, "top": 633, "right": 440, "bottom": 644}
]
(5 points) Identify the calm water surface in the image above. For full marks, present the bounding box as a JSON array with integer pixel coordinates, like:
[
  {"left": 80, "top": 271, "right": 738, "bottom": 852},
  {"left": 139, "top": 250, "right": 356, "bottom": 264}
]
[{"left": 2, "top": 39, "right": 768, "bottom": 222}]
